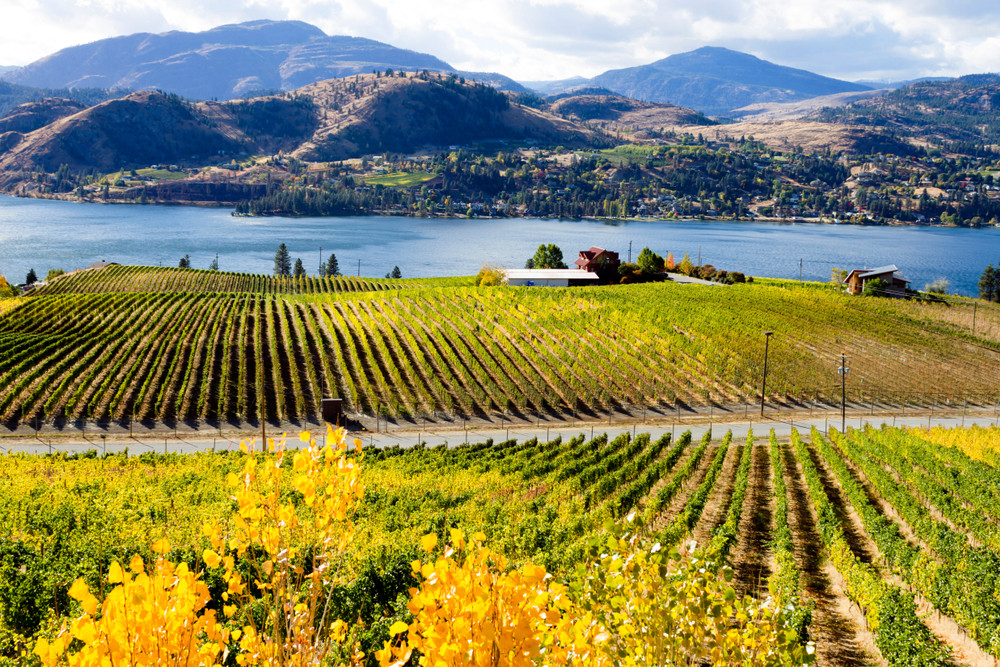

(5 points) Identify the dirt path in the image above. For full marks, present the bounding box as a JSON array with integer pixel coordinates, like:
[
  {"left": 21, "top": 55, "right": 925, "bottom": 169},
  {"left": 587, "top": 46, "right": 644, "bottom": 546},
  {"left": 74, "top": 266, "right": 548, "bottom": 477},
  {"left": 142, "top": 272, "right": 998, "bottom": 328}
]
[
  {"left": 731, "top": 440, "right": 775, "bottom": 599},
  {"left": 782, "top": 444, "right": 883, "bottom": 667},
  {"left": 649, "top": 445, "right": 719, "bottom": 533},
  {"left": 690, "top": 443, "right": 741, "bottom": 548},
  {"left": 808, "top": 442, "right": 997, "bottom": 667}
]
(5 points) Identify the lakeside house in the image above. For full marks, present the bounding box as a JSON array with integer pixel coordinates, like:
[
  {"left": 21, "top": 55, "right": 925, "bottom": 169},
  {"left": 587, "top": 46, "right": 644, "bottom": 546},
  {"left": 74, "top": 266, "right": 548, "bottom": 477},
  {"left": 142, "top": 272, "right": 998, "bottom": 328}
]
[
  {"left": 574, "top": 247, "right": 620, "bottom": 274},
  {"left": 844, "top": 265, "right": 911, "bottom": 297}
]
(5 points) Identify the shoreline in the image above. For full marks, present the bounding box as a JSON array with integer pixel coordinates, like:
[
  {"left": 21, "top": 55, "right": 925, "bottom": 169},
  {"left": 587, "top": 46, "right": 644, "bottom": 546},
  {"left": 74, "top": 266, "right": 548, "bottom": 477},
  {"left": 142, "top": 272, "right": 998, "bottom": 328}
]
[{"left": 3, "top": 191, "right": 992, "bottom": 229}]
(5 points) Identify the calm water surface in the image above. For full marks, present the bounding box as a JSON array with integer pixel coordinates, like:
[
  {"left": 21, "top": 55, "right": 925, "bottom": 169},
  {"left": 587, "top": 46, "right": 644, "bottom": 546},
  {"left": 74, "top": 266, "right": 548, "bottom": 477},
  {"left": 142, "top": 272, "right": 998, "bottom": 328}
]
[{"left": 1, "top": 196, "right": 998, "bottom": 295}]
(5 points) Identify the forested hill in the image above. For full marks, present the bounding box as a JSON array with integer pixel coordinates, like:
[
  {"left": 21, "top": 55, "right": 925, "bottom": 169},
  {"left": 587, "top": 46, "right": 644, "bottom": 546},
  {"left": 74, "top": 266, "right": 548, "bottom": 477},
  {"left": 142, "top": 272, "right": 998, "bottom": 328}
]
[{"left": 811, "top": 74, "right": 1000, "bottom": 152}]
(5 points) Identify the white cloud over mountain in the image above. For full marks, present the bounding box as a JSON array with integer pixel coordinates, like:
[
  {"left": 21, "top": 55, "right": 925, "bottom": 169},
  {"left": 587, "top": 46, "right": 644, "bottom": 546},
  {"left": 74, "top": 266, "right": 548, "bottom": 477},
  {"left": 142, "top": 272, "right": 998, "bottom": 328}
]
[{"left": 2, "top": 0, "right": 999, "bottom": 83}]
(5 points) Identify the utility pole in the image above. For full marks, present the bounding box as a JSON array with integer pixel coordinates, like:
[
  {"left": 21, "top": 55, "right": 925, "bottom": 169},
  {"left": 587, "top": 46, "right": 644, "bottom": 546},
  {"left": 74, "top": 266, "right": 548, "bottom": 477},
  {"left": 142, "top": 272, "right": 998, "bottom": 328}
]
[
  {"left": 799, "top": 258, "right": 803, "bottom": 282},
  {"left": 760, "top": 331, "right": 773, "bottom": 416},
  {"left": 357, "top": 259, "right": 361, "bottom": 277},
  {"left": 628, "top": 241, "right": 632, "bottom": 263},
  {"left": 838, "top": 353, "right": 850, "bottom": 433},
  {"left": 319, "top": 245, "right": 323, "bottom": 275}
]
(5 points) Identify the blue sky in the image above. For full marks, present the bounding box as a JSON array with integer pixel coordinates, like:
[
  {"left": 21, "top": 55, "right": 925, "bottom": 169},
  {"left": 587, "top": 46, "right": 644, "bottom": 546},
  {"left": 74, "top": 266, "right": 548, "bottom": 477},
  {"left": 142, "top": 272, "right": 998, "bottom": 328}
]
[{"left": 3, "top": 0, "right": 998, "bottom": 83}]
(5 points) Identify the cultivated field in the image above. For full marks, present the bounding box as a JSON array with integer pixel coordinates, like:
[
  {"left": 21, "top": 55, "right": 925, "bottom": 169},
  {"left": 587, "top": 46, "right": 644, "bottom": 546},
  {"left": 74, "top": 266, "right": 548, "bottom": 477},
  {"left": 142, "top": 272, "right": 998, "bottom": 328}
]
[
  {"left": 1, "top": 266, "right": 999, "bottom": 428},
  {"left": 6, "top": 424, "right": 1000, "bottom": 665}
]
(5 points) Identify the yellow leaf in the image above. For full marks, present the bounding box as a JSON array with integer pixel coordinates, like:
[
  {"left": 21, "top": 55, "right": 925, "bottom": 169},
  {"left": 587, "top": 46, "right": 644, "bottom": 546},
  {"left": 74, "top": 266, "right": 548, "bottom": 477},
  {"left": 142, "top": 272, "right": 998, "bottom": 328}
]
[
  {"left": 152, "top": 537, "right": 171, "bottom": 554},
  {"left": 108, "top": 562, "right": 124, "bottom": 584},
  {"left": 68, "top": 578, "right": 89, "bottom": 602},
  {"left": 203, "top": 549, "right": 222, "bottom": 568},
  {"left": 129, "top": 554, "right": 144, "bottom": 574},
  {"left": 389, "top": 620, "right": 409, "bottom": 635},
  {"left": 299, "top": 431, "right": 312, "bottom": 442},
  {"left": 421, "top": 533, "right": 438, "bottom": 553}
]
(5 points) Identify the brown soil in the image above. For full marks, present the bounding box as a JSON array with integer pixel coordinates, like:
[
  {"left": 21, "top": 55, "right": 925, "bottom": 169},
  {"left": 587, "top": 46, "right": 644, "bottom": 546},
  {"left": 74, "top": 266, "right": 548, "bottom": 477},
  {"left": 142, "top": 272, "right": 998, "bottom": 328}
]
[
  {"left": 808, "top": 442, "right": 998, "bottom": 667},
  {"left": 782, "top": 444, "right": 883, "bottom": 667},
  {"left": 731, "top": 440, "right": 775, "bottom": 598},
  {"left": 649, "top": 444, "right": 718, "bottom": 533},
  {"left": 690, "top": 443, "right": 741, "bottom": 548}
]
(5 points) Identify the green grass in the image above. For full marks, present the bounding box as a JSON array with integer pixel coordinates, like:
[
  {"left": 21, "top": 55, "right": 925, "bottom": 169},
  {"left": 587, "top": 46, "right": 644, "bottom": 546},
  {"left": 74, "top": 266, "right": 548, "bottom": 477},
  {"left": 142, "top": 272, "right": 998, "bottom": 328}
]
[
  {"left": 364, "top": 171, "right": 438, "bottom": 187},
  {"left": 135, "top": 168, "right": 189, "bottom": 181}
]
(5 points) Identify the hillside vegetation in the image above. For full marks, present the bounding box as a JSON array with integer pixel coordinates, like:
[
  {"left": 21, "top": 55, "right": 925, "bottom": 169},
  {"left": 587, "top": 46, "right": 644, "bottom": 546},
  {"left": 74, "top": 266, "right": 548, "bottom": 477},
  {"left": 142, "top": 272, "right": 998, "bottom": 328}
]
[{"left": 1, "top": 267, "right": 998, "bottom": 427}]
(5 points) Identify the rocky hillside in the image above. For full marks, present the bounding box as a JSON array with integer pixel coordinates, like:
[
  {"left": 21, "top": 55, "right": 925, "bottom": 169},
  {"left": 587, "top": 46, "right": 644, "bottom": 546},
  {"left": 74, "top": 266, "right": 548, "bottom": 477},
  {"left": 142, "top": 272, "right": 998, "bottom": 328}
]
[
  {"left": 590, "top": 47, "right": 869, "bottom": 116},
  {"left": 546, "top": 88, "right": 715, "bottom": 133},
  {"left": 3, "top": 20, "right": 528, "bottom": 100},
  {"left": 810, "top": 74, "right": 1000, "bottom": 148},
  {"left": 0, "top": 72, "right": 606, "bottom": 185}
]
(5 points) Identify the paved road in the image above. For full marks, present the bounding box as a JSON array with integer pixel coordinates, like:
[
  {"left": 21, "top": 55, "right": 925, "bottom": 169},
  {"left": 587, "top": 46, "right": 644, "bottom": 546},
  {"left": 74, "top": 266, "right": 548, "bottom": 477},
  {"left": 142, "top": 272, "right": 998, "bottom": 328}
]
[{"left": 1, "top": 411, "right": 996, "bottom": 456}]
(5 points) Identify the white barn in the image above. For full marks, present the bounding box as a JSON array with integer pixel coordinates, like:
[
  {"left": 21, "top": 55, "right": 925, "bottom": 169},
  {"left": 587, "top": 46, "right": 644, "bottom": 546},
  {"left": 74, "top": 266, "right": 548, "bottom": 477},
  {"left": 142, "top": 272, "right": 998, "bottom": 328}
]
[{"left": 504, "top": 269, "right": 601, "bottom": 287}]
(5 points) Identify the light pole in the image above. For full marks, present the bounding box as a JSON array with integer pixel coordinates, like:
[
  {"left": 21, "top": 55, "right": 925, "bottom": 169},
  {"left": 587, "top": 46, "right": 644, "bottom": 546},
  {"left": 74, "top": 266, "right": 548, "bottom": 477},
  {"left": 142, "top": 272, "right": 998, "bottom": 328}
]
[
  {"left": 760, "top": 331, "right": 773, "bottom": 417},
  {"left": 838, "top": 353, "right": 850, "bottom": 432}
]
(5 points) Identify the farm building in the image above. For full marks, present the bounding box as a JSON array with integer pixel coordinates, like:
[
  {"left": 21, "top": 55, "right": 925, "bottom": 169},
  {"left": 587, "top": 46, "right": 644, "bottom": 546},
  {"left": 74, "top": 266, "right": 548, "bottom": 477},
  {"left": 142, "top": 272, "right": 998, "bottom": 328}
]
[
  {"left": 844, "top": 265, "right": 911, "bottom": 296},
  {"left": 505, "top": 269, "right": 601, "bottom": 287}
]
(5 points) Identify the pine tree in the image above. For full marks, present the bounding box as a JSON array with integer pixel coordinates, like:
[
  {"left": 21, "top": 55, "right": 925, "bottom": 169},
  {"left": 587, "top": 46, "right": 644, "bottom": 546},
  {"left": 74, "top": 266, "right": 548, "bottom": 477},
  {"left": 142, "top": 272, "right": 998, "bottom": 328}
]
[
  {"left": 25, "top": 268, "right": 37, "bottom": 285},
  {"left": 274, "top": 243, "right": 291, "bottom": 276},
  {"left": 980, "top": 264, "right": 998, "bottom": 302},
  {"left": 390, "top": 266, "right": 402, "bottom": 279},
  {"left": 330, "top": 254, "right": 340, "bottom": 277},
  {"left": 178, "top": 254, "right": 191, "bottom": 269},
  {"left": 293, "top": 258, "right": 306, "bottom": 278},
  {"left": 209, "top": 255, "right": 219, "bottom": 271}
]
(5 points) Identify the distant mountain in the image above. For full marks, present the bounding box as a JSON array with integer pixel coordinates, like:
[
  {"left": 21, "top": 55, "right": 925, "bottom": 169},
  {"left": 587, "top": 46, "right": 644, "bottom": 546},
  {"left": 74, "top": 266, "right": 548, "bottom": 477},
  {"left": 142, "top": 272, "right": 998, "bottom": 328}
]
[
  {"left": 590, "top": 47, "right": 870, "bottom": 116},
  {"left": 810, "top": 74, "right": 1000, "bottom": 147},
  {"left": 0, "top": 66, "right": 18, "bottom": 76},
  {"left": 522, "top": 77, "right": 591, "bottom": 95},
  {"left": 4, "top": 20, "right": 528, "bottom": 101},
  {"left": 853, "top": 76, "right": 952, "bottom": 90},
  {"left": 0, "top": 80, "right": 118, "bottom": 119},
  {"left": 0, "top": 72, "right": 606, "bottom": 184}
]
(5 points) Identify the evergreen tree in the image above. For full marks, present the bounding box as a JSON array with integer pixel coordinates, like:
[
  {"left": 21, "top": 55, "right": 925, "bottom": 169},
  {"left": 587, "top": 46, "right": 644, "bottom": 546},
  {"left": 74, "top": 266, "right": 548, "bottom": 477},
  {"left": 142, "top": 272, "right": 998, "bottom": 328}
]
[
  {"left": 178, "top": 254, "right": 191, "bottom": 269},
  {"left": 325, "top": 253, "right": 340, "bottom": 277},
  {"left": 390, "top": 266, "right": 402, "bottom": 279},
  {"left": 980, "top": 264, "right": 999, "bottom": 302},
  {"left": 209, "top": 255, "right": 219, "bottom": 271},
  {"left": 293, "top": 258, "right": 306, "bottom": 278},
  {"left": 274, "top": 244, "right": 291, "bottom": 276},
  {"left": 25, "top": 268, "right": 37, "bottom": 285},
  {"left": 636, "top": 247, "right": 664, "bottom": 274}
]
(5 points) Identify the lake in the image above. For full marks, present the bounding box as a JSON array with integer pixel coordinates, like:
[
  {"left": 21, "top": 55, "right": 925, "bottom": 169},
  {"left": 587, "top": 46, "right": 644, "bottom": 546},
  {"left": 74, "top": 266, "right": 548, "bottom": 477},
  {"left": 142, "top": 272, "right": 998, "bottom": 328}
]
[{"left": 1, "top": 195, "right": 998, "bottom": 295}]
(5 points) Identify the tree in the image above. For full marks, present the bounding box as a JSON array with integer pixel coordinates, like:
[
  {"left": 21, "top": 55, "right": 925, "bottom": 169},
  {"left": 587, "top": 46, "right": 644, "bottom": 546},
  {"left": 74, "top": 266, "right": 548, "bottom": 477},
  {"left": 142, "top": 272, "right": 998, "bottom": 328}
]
[
  {"left": 209, "top": 256, "right": 219, "bottom": 271},
  {"left": 25, "top": 268, "right": 37, "bottom": 285},
  {"left": 323, "top": 253, "right": 340, "bottom": 277},
  {"left": 528, "top": 244, "right": 567, "bottom": 270},
  {"left": 862, "top": 277, "right": 888, "bottom": 297},
  {"left": 924, "top": 277, "right": 950, "bottom": 294},
  {"left": 390, "top": 266, "right": 402, "bottom": 279},
  {"left": 274, "top": 244, "right": 291, "bottom": 276},
  {"left": 830, "top": 267, "right": 848, "bottom": 285},
  {"left": 475, "top": 265, "right": 505, "bottom": 286},
  {"left": 293, "top": 258, "right": 306, "bottom": 278},
  {"left": 45, "top": 268, "right": 65, "bottom": 281},
  {"left": 677, "top": 252, "right": 694, "bottom": 276},
  {"left": 178, "top": 254, "right": 191, "bottom": 269},
  {"left": 636, "top": 247, "right": 664, "bottom": 275},
  {"left": 979, "top": 265, "right": 999, "bottom": 302}
]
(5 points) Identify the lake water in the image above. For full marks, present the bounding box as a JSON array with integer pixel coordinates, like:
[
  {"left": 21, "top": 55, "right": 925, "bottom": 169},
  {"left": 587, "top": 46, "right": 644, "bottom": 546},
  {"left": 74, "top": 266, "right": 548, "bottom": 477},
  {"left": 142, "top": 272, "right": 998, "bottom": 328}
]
[{"left": 1, "top": 195, "right": 999, "bottom": 295}]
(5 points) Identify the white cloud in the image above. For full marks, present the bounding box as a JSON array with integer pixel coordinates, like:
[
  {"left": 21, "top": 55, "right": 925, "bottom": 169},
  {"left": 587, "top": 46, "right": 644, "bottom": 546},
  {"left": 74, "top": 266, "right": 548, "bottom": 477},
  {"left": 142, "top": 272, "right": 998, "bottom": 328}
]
[{"left": 1, "top": 0, "right": 999, "bottom": 83}]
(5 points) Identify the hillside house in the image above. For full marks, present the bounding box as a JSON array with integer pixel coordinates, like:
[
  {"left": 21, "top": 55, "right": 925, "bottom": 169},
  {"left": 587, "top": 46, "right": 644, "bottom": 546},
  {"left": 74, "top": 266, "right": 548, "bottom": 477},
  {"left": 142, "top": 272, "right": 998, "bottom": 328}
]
[
  {"left": 844, "top": 265, "right": 911, "bottom": 297},
  {"left": 574, "top": 246, "right": 620, "bottom": 274}
]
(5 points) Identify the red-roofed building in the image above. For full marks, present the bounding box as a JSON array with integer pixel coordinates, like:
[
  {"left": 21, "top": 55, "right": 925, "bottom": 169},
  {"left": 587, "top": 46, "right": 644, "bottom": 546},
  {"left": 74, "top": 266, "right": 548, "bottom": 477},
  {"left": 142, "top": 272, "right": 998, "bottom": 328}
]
[{"left": 574, "top": 247, "right": 620, "bottom": 274}]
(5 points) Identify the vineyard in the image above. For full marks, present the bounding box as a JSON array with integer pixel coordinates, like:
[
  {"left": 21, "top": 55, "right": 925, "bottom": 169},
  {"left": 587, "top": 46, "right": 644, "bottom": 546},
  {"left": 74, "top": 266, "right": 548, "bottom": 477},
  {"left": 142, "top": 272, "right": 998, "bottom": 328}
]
[
  {"left": 1, "top": 267, "right": 999, "bottom": 427},
  {"left": 6, "top": 424, "right": 1000, "bottom": 665}
]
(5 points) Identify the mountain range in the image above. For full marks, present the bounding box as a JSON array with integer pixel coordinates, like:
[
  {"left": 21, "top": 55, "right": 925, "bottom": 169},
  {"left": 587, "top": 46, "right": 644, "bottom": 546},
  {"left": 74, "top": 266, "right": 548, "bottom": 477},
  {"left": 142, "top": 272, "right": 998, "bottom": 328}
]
[
  {"left": 2, "top": 20, "right": 528, "bottom": 100},
  {"left": 0, "top": 21, "right": 893, "bottom": 117}
]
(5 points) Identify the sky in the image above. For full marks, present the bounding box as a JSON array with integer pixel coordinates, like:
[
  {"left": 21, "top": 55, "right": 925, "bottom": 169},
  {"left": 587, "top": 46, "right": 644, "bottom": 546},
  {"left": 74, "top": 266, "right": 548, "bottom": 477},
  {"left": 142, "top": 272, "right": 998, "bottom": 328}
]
[{"left": 2, "top": 0, "right": 1000, "bottom": 83}]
